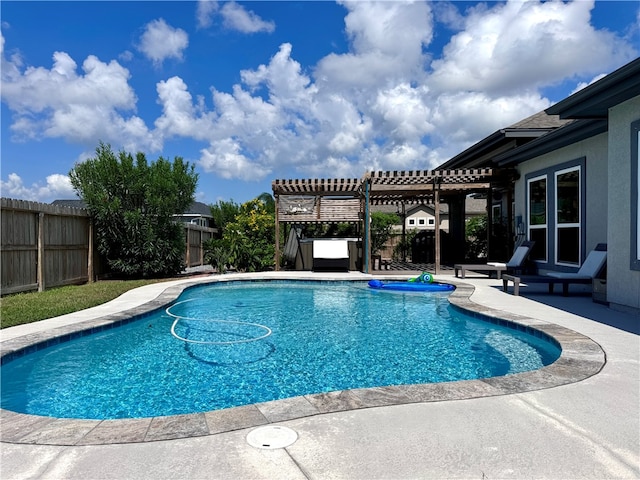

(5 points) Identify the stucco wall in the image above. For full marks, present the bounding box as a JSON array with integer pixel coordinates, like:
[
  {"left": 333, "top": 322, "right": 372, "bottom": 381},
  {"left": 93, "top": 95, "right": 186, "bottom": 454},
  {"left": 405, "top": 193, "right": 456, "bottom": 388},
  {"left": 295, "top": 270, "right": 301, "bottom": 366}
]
[
  {"left": 607, "top": 96, "right": 640, "bottom": 311},
  {"left": 513, "top": 132, "right": 609, "bottom": 269}
]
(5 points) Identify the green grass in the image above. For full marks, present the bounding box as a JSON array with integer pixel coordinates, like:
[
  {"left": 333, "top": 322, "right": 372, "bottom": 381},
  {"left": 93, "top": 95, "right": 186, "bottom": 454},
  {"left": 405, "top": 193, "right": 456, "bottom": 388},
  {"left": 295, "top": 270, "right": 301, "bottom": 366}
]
[{"left": 0, "top": 279, "right": 175, "bottom": 329}]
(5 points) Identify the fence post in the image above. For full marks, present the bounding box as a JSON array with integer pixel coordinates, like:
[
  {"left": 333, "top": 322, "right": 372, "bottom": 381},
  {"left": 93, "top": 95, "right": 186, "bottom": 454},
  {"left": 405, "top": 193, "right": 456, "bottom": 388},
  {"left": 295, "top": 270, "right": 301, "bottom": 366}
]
[
  {"left": 88, "top": 218, "right": 94, "bottom": 283},
  {"left": 185, "top": 224, "right": 191, "bottom": 267},
  {"left": 37, "top": 212, "right": 45, "bottom": 292},
  {"left": 199, "top": 229, "right": 204, "bottom": 265}
]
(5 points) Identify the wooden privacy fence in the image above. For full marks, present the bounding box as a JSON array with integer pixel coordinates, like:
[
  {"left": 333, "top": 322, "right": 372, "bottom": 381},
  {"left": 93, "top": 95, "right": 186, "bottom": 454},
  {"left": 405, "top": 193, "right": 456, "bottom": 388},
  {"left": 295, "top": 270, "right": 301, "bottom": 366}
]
[
  {"left": 184, "top": 224, "right": 215, "bottom": 268},
  {"left": 1, "top": 198, "right": 93, "bottom": 295},
  {"left": 1, "top": 198, "right": 215, "bottom": 295}
]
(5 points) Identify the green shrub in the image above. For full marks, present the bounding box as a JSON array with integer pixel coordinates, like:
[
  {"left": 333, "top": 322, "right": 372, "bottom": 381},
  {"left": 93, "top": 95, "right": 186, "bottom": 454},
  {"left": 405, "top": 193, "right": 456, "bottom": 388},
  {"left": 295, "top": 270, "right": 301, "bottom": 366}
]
[{"left": 69, "top": 142, "right": 198, "bottom": 278}]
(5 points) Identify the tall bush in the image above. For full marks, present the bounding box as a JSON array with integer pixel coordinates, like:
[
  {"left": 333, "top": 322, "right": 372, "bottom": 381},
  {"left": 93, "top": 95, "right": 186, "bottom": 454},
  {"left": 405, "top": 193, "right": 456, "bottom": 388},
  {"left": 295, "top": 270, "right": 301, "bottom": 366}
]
[
  {"left": 209, "top": 199, "right": 241, "bottom": 237},
  {"left": 205, "top": 195, "right": 276, "bottom": 272},
  {"left": 69, "top": 142, "right": 198, "bottom": 277},
  {"left": 370, "top": 211, "right": 400, "bottom": 255}
]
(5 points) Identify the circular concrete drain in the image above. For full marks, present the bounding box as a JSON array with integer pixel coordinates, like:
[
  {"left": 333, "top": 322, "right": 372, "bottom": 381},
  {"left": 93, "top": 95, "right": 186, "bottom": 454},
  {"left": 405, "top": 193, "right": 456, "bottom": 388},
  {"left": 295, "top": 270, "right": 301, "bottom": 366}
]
[{"left": 246, "top": 426, "right": 298, "bottom": 449}]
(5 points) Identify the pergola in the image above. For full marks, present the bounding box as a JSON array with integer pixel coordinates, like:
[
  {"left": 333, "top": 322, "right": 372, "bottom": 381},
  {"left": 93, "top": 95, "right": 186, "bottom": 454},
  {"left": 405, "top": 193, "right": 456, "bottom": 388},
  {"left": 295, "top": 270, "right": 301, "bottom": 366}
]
[{"left": 272, "top": 168, "right": 514, "bottom": 273}]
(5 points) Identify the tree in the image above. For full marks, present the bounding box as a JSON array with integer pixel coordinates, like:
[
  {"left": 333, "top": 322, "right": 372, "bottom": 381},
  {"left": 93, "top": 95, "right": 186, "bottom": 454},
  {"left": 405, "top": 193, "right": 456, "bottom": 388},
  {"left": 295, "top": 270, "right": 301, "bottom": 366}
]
[
  {"left": 69, "top": 142, "right": 198, "bottom": 278},
  {"left": 255, "top": 192, "right": 275, "bottom": 214},
  {"left": 465, "top": 215, "right": 487, "bottom": 260},
  {"left": 370, "top": 211, "right": 400, "bottom": 255},
  {"left": 224, "top": 198, "right": 275, "bottom": 271},
  {"left": 209, "top": 199, "right": 241, "bottom": 237},
  {"left": 205, "top": 195, "right": 276, "bottom": 272}
]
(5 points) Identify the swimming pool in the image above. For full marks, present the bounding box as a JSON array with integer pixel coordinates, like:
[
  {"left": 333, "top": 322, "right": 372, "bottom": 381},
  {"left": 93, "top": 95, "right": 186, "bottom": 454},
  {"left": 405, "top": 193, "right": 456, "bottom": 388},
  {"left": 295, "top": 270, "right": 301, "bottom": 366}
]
[{"left": 1, "top": 280, "right": 561, "bottom": 420}]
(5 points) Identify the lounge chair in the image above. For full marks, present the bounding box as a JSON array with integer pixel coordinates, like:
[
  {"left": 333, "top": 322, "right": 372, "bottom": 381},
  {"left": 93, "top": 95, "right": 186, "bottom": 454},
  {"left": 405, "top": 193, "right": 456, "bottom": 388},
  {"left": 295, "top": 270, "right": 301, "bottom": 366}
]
[
  {"left": 454, "top": 241, "right": 535, "bottom": 279},
  {"left": 312, "top": 239, "right": 350, "bottom": 272},
  {"left": 502, "top": 243, "right": 607, "bottom": 296}
]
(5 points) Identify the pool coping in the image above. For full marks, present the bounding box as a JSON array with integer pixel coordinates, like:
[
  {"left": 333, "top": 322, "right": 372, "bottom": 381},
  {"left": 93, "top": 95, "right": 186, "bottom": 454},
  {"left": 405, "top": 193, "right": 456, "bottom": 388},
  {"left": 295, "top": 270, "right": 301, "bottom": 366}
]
[{"left": 0, "top": 274, "right": 605, "bottom": 446}]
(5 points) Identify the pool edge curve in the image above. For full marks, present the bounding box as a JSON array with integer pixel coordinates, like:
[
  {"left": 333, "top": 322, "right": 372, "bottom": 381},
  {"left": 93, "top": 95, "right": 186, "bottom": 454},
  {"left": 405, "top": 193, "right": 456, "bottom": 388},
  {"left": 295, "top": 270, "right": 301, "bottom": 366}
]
[{"left": 0, "top": 273, "right": 605, "bottom": 446}]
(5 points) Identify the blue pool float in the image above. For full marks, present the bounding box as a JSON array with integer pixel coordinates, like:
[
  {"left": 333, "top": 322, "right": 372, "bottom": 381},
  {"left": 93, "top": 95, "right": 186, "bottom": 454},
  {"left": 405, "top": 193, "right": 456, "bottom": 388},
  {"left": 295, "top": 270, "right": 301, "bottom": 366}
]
[{"left": 368, "top": 279, "right": 455, "bottom": 292}]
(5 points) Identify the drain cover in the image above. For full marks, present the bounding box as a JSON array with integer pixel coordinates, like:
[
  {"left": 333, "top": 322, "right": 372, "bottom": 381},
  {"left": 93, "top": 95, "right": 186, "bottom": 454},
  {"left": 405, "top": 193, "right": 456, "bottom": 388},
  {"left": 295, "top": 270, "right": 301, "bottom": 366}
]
[{"left": 246, "top": 426, "right": 298, "bottom": 449}]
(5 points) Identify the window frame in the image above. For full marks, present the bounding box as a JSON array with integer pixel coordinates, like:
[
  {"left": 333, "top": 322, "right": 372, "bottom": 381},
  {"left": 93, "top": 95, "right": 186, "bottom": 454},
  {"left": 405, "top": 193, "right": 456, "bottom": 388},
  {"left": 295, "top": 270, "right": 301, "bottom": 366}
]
[
  {"left": 525, "top": 158, "right": 586, "bottom": 269},
  {"left": 554, "top": 165, "right": 581, "bottom": 267},
  {"left": 527, "top": 174, "right": 548, "bottom": 263}
]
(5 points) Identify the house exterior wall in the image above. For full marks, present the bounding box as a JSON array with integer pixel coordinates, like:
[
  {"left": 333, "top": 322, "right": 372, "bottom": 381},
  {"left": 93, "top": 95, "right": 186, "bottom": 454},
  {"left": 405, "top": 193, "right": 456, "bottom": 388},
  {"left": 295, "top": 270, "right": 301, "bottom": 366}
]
[
  {"left": 404, "top": 210, "right": 449, "bottom": 231},
  {"left": 607, "top": 95, "right": 640, "bottom": 312},
  {"left": 513, "top": 132, "right": 608, "bottom": 272}
]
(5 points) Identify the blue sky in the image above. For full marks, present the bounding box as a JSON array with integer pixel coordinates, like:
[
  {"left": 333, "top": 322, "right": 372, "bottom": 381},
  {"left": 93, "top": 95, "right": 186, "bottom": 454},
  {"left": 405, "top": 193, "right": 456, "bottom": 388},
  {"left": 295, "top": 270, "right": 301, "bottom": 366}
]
[{"left": 1, "top": 1, "right": 638, "bottom": 206}]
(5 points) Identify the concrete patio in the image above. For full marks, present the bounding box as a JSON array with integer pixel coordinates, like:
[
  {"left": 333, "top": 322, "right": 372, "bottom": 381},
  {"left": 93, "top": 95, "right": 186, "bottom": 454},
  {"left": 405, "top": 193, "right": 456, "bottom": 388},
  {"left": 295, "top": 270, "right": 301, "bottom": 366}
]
[{"left": 1, "top": 272, "right": 638, "bottom": 479}]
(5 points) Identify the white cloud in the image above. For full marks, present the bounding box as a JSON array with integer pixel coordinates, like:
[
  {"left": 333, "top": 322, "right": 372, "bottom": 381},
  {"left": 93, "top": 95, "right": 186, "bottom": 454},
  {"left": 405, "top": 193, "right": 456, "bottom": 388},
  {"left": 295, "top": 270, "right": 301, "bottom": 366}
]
[
  {"left": 199, "top": 138, "right": 271, "bottom": 181},
  {"left": 1, "top": 48, "right": 159, "bottom": 152},
  {"left": 137, "top": 18, "right": 188, "bottom": 66},
  {"left": 220, "top": 2, "right": 275, "bottom": 34},
  {"left": 0, "top": 172, "right": 75, "bottom": 202},
  {"left": 196, "top": 0, "right": 218, "bottom": 29},
  {"left": 173, "top": 0, "right": 638, "bottom": 180},
  {"left": 2, "top": 52, "right": 135, "bottom": 114},
  {"left": 428, "top": 0, "right": 636, "bottom": 95},
  {"left": 316, "top": 1, "right": 433, "bottom": 88},
  {"left": 2, "top": 0, "right": 639, "bottom": 192},
  {"left": 240, "top": 43, "right": 318, "bottom": 115},
  {"left": 570, "top": 73, "right": 607, "bottom": 95},
  {"left": 372, "top": 84, "right": 434, "bottom": 141},
  {"left": 155, "top": 76, "right": 217, "bottom": 140}
]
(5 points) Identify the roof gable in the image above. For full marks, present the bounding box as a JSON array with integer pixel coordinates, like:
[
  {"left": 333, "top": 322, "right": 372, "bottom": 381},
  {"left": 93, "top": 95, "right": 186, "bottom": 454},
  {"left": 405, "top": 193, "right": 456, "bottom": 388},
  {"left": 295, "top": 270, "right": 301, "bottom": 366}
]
[
  {"left": 546, "top": 57, "right": 640, "bottom": 119},
  {"left": 437, "top": 110, "right": 570, "bottom": 170}
]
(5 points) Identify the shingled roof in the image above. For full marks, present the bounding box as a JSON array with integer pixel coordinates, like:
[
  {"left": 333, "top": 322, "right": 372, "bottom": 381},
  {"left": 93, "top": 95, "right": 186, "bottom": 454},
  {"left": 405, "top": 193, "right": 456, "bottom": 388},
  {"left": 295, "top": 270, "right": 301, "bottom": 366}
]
[{"left": 437, "top": 110, "right": 572, "bottom": 170}]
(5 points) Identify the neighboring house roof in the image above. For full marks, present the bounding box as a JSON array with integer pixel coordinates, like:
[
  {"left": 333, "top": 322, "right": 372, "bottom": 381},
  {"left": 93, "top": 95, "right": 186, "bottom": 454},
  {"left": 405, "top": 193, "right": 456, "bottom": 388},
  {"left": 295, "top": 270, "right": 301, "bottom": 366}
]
[
  {"left": 405, "top": 204, "right": 444, "bottom": 217},
  {"left": 178, "top": 201, "right": 212, "bottom": 217},
  {"left": 546, "top": 57, "right": 640, "bottom": 119},
  {"left": 371, "top": 203, "right": 449, "bottom": 215},
  {"left": 51, "top": 199, "right": 86, "bottom": 209},
  {"left": 437, "top": 110, "right": 572, "bottom": 170}
]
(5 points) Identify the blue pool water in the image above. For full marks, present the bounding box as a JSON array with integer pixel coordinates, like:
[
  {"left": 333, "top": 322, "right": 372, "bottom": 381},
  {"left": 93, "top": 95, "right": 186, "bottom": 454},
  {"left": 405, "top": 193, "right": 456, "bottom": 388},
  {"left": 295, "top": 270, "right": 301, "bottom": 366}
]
[{"left": 1, "top": 281, "right": 561, "bottom": 419}]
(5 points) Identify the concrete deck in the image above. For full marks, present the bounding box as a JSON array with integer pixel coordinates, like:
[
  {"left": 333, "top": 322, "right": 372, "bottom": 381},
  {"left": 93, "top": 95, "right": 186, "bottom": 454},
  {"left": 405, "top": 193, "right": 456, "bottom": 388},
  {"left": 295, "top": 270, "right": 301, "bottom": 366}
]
[{"left": 1, "top": 272, "right": 638, "bottom": 479}]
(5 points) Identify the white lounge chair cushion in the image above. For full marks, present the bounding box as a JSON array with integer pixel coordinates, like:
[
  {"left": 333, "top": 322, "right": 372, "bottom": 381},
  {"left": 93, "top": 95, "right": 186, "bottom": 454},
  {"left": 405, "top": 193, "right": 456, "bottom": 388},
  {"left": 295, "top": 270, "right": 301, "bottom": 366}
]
[
  {"left": 485, "top": 244, "right": 533, "bottom": 269},
  {"left": 313, "top": 240, "right": 349, "bottom": 259}
]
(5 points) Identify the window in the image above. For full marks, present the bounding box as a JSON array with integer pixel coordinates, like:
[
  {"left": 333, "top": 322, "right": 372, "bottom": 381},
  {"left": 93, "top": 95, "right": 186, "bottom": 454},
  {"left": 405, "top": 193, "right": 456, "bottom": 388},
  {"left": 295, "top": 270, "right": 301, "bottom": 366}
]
[
  {"left": 427, "top": 218, "right": 435, "bottom": 226},
  {"left": 408, "top": 218, "right": 416, "bottom": 226},
  {"left": 418, "top": 218, "right": 426, "bottom": 226},
  {"left": 555, "top": 167, "right": 581, "bottom": 265},
  {"left": 632, "top": 120, "right": 640, "bottom": 270},
  {"left": 492, "top": 204, "right": 502, "bottom": 224},
  {"left": 528, "top": 175, "right": 547, "bottom": 262}
]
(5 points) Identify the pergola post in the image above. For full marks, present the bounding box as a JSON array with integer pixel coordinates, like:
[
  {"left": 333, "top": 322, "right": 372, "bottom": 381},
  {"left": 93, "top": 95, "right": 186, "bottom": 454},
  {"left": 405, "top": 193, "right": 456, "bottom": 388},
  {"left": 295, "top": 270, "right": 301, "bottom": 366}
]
[
  {"left": 363, "top": 176, "right": 371, "bottom": 273},
  {"left": 434, "top": 185, "right": 441, "bottom": 275},
  {"left": 487, "top": 186, "right": 493, "bottom": 259},
  {"left": 274, "top": 194, "right": 280, "bottom": 271}
]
